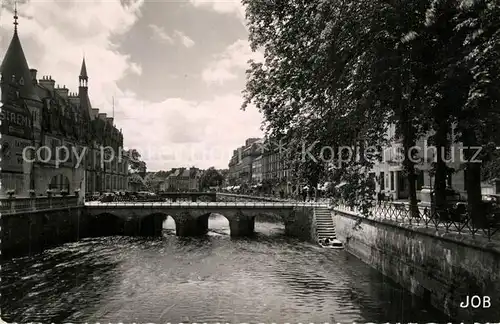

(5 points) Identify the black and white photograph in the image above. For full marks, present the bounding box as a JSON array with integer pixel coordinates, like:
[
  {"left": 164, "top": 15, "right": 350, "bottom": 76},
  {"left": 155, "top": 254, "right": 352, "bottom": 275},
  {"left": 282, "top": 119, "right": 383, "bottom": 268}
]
[{"left": 0, "top": 0, "right": 499, "bottom": 322}]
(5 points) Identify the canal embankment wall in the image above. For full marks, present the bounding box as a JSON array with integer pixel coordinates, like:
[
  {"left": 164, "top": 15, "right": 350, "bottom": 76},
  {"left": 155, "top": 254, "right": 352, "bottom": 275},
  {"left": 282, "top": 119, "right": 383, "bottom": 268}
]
[
  {"left": 334, "top": 210, "right": 500, "bottom": 321},
  {"left": 1, "top": 206, "right": 88, "bottom": 258}
]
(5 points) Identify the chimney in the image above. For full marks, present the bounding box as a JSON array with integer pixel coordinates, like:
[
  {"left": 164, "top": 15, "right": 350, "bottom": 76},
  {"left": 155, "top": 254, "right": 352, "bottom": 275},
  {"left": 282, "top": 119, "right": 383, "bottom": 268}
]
[
  {"left": 29, "top": 69, "right": 37, "bottom": 84},
  {"left": 98, "top": 113, "right": 107, "bottom": 121},
  {"left": 106, "top": 117, "right": 114, "bottom": 125},
  {"left": 39, "top": 75, "right": 55, "bottom": 92},
  {"left": 55, "top": 85, "right": 69, "bottom": 100}
]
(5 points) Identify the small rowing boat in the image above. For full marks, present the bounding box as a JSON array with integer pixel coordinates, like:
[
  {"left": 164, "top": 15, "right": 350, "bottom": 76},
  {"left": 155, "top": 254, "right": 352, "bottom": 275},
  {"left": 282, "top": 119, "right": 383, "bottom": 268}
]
[{"left": 318, "top": 238, "right": 343, "bottom": 249}]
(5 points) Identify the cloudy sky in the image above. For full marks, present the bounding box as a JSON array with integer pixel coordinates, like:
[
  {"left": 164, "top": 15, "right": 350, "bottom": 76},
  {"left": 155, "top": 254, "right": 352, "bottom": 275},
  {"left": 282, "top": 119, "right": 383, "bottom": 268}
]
[{"left": 0, "top": 0, "right": 264, "bottom": 171}]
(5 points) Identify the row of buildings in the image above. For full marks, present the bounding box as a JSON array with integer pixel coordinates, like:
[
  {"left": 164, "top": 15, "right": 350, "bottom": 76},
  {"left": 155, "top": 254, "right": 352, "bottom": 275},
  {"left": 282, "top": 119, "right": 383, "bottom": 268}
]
[
  {"left": 227, "top": 126, "right": 499, "bottom": 200},
  {"left": 0, "top": 13, "right": 129, "bottom": 197},
  {"left": 227, "top": 138, "right": 292, "bottom": 194}
]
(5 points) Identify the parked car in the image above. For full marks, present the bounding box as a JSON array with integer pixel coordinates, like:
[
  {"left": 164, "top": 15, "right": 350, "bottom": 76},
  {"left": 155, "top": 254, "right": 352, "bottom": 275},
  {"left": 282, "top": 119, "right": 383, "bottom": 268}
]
[
  {"left": 99, "top": 192, "right": 115, "bottom": 202},
  {"left": 430, "top": 188, "right": 467, "bottom": 221}
]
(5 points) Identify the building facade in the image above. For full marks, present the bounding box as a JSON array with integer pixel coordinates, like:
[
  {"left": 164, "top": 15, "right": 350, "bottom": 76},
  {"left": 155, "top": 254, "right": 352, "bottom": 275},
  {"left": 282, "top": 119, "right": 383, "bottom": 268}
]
[
  {"left": 160, "top": 168, "right": 202, "bottom": 191},
  {"left": 0, "top": 15, "right": 128, "bottom": 197},
  {"left": 251, "top": 155, "right": 262, "bottom": 183},
  {"left": 261, "top": 143, "right": 291, "bottom": 193},
  {"left": 370, "top": 123, "right": 466, "bottom": 201},
  {"left": 227, "top": 138, "right": 262, "bottom": 186}
]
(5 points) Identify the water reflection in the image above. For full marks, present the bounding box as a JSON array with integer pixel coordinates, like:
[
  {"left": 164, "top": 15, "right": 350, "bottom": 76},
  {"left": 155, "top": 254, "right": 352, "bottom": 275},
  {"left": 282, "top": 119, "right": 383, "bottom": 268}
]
[{"left": 1, "top": 215, "right": 450, "bottom": 323}]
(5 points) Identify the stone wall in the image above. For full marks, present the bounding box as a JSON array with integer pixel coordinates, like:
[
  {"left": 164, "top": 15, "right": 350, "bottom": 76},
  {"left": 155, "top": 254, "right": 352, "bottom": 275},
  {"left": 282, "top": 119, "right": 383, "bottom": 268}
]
[
  {"left": 1, "top": 207, "right": 88, "bottom": 258},
  {"left": 334, "top": 210, "right": 500, "bottom": 322},
  {"left": 284, "top": 206, "right": 316, "bottom": 242}
]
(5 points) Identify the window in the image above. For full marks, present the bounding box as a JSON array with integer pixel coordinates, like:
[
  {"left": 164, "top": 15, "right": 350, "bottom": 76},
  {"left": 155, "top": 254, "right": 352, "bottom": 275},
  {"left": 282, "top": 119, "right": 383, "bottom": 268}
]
[
  {"left": 390, "top": 171, "right": 394, "bottom": 191},
  {"left": 380, "top": 172, "right": 385, "bottom": 190}
]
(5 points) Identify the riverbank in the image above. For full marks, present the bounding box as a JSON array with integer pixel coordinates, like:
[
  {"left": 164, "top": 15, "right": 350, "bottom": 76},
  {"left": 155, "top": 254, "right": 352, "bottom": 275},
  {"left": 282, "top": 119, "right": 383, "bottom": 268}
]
[{"left": 334, "top": 209, "right": 499, "bottom": 322}]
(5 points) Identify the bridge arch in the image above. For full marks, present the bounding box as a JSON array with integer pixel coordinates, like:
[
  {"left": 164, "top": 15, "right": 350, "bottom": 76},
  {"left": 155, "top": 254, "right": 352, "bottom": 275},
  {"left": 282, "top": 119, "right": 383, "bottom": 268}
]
[
  {"left": 162, "top": 214, "right": 177, "bottom": 233},
  {"left": 140, "top": 213, "right": 168, "bottom": 237},
  {"left": 88, "top": 212, "right": 125, "bottom": 237},
  {"left": 203, "top": 212, "right": 230, "bottom": 235}
]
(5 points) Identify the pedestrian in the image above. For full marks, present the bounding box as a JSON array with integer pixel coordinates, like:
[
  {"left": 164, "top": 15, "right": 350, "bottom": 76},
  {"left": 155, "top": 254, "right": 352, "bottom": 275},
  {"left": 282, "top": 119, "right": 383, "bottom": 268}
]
[{"left": 302, "top": 189, "right": 307, "bottom": 202}]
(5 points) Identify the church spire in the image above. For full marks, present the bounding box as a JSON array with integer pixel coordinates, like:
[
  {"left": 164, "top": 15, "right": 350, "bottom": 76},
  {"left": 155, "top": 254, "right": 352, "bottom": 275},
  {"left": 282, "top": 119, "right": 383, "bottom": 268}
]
[
  {"left": 14, "top": 1, "right": 19, "bottom": 32},
  {"left": 79, "top": 56, "right": 88, "bottom": 87}
]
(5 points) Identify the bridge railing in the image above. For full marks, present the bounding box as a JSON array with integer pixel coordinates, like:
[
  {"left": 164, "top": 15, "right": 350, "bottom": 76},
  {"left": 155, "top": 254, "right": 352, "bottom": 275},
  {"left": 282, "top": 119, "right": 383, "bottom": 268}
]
[
  {"left": 334, "top": 201, "right": 500, "bottom": 241},
  {"left": 0, "top": 195, "right": 80, "bottom": 214},
  {"left": 84, "top": 200, "right": 330, "bottom": 208},
  {"left": 216, "top": 192, "right": 332, "bottom": 204}
]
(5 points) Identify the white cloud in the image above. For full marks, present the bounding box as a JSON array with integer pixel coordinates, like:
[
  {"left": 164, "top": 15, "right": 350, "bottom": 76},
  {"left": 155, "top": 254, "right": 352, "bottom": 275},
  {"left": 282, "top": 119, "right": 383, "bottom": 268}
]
[
  {"left": 115, "top": 93, "right": 263, "bottom": 170},
  {"left": 149, "top": 24, "right": 195, "bottom": 48},
  {"left": 0, "top": 0, "right": 262, "bottom": 171},
  {"left": 189, "top": 0, "right": 248, "bottom": 32},
  {"left": 202, "top": 39, "right": 263, "bottom": 84},
  {"left": 189, "top": 0, "right": 246, "bottom": 17},
  {"left": 149, "top": 24, "right": 175, "bottom": 44},
  {"left": 174, "top": 30, "right": 195, "bottom": 48}
]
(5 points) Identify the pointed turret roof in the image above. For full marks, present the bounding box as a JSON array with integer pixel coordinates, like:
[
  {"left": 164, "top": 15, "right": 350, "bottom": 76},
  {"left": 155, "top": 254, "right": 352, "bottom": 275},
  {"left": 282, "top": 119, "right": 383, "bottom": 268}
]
[
  {"left": 0, "top": 13, "right": 40, "bottom": 101},
  {"left": 78, "top": 57, "right": 92, "bottom": 119},
  {"left": 79, "top": 57, "right": 88, "bottom": 79}
]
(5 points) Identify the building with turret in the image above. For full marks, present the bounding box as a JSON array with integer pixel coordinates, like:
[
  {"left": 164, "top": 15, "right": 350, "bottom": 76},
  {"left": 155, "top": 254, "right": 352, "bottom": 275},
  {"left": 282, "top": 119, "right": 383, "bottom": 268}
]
[{"left": 0, "top": 10, "right": 128, "bottom": 197}]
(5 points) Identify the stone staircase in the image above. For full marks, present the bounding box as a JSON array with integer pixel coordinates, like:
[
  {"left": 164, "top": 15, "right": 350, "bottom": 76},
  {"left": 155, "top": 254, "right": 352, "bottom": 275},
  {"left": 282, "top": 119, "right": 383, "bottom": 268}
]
[{"left": 314, "top": 207, "right": 343, "bottom": 248}]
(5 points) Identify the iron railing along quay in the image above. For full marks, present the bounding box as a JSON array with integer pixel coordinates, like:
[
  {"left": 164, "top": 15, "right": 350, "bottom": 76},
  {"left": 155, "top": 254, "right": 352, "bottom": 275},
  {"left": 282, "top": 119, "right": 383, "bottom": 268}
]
[{"left": 335, "top": 201, "right": 500, "bottom": 241}]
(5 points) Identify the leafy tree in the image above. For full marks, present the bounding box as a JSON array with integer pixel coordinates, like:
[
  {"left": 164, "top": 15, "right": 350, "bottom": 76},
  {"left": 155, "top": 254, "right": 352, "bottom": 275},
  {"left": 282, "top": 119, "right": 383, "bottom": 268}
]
[
  {"left": 243, "top": 0, "right": 500, "bottom": 222},
  {"left": 143, "top": 172, "right": 165, "bottom": 192},
  {"left": 199, "top": 167, "right": 224, "bottom": 189},
  {"left": 419, "top": 0, "right": 500, "bottom": 224},
  {"left": 126, "top": 149, "right": 147, "bottom": 178},
  {"left": 243, "top": 0, "right": 395, "bottom": 213}
]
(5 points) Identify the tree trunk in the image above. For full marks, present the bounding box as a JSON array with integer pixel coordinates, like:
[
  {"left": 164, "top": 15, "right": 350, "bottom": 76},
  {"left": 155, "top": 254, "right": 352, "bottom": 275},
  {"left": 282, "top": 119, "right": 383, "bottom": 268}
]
[
  {"left": 400, "top": 108, "right": 419, "bottom": 218},
  {"left": 433, "top": 121, "right": 449, "bottom": 220},
  {"left": 463, "top": 130, "right": 485, "bottom": 228},
  {"left": 394, "top": 53, "right": 418, "bottom": 218},
  {"left": 465, "top": 163, "right": 484, "bottom": 227}
]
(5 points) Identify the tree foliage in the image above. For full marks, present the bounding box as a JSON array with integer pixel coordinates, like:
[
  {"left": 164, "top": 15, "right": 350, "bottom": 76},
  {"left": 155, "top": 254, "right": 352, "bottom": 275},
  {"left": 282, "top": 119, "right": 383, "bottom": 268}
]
[
  {"left": 199, "top": 167, "right": 224, "bottom": 189},
  {"left": 127, "top": 149, "right": 147, "bottom": 178},
  {"left": 243, "top": 0, "right": 500, "bottom": 219}
]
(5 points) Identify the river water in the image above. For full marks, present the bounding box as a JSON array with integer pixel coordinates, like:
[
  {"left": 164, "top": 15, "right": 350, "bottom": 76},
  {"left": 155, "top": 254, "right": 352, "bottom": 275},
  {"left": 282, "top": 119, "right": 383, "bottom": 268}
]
[{"left": 1, "top": 215, "right": 450, "bottom": 323}]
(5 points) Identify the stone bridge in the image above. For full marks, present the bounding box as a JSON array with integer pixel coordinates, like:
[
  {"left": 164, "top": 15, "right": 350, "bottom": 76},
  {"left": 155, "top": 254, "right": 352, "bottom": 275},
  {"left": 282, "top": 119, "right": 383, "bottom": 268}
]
[{"left": 85, "top": 201, "right": 324, "bottom": 238}]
